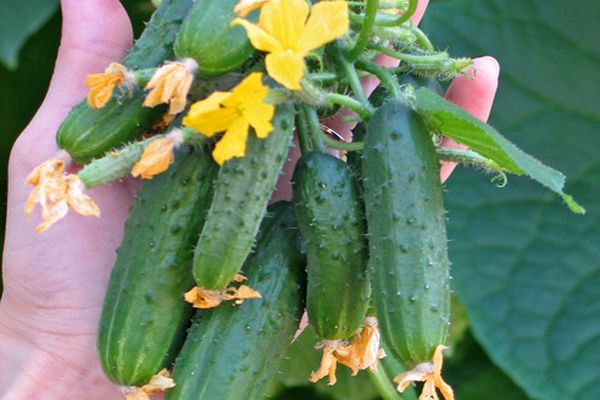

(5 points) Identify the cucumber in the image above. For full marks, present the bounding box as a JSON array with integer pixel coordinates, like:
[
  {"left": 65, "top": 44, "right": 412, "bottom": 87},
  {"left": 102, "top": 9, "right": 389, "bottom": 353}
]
[
  {"left": 192, "top": 103, "right": 294, "bottom": 290},
  {"left": 166, "top": 201, "right": 305, "bottom": 400},
  {"left": 361, "top": 101, "right": 451, "bottom": 367},
  {"left": 174, "top": 0, "right": 255, "bottom": 78},
  {"left": 293, "top": 151, "right": 369, "bottom": 340},
  {"left": 57, "top": 0, "right": 194, "bottom": 164},
  {"left": 97, "top": 145, "right": 218, "bottom": 386}
]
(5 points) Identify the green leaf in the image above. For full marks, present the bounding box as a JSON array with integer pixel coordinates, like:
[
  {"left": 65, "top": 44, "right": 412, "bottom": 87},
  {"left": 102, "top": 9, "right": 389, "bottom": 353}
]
[
  {"left": 0, "top": 0, "right": 59, "bottom": 69},
  {"left": 422, "top": 0, "right": 600, "bottom": 399},
  {"left": 414, "top": 88, "right": 584, "bottom": 214}
]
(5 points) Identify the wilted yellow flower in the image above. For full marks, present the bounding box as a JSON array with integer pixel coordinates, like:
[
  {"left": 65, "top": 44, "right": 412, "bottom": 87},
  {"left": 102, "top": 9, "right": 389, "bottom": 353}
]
[
  {"left": 184, "top": 283, "right": 262, "bottom": 309},
  {"left": 234, "top": 0, "right": 269, "bottom": 17},
  {"left": 337, "top": 318, "right": 386, "bottom": 375},
  {"left": 123, "top": 369, "right": 175, "bottom": 400},
  {"left": 144, "top": 59, "right": 197, "bottom": 115},
  {"left": 309, "top": 340, "right": 351, "bottom": 386},
  {"left": 85, "top": 62, "right": 131, "bottom": 109},
  {"left": 25, "top": 158, "right": 100, "bottom": 233},
  {"left": 182, "top": 72, "right": 274, "bottom": 165},
  {"left": 394, "top": 345, "right": 454, "bottom": 400},
  {"left": 131, "top": 130, "right": 184, "bottom": 179},
  {"left": 232, "top": 0, "right": 349, "bottom": 90}
]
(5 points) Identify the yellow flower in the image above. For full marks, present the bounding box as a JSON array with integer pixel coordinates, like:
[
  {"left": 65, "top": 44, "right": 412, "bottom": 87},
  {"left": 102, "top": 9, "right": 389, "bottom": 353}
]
[
  {"left": 234, "top": 0, "right": 269, "bottom": 17},
  {"left": 123, "top": 369, "right": 175, "bottom": 400},
  {"left": 394, "top": 345, "right": 455, "bottom": 400},
  {"left": 25, "top": 158, "right": 100, "bottom": 233},
  {"left": 184, "top": 274, "right": 262, "bottom": 309},
  {"left": 232, "top": 0, "right": 349, "bottom": 90},
  {"left": 337, "top": 317, "right": 386, "bottom": 375},
  {"left": 182, "top": 72, "right": 274, "bottom": 165},
  {"left": 85, "top": 62, "right": 130, "bottom": 109},
  {"left": 131, "top": 131, "right": 184, "bottom": 179},
  {"left": 144, "top": 59, "right": 198, "bottom": 115},
  {"left": 309, "top": 340, "right": 351, "bottom": 386}
]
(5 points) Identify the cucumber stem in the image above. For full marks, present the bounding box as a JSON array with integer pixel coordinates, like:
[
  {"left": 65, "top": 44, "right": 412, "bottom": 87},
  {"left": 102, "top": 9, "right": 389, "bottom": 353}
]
[
  {"left": 295, "top": 105, "right": 312, "bottom": 155},
  {"left": 303, "top": 105, "right": 326, "bottom": 153},
  {"left": 347, "top": 0, "right": 379, "bottom": 62},
  {"left": 322, "top": 134, "right": 364, "bottom": 151},
  {"left": 333, "top": 45, "right": 372, "bottom": 111},
  {"left": 323, "top": 93, "right": 373, "bottom": 121},
  {"left": 368, "top": 363, "right": 404, "bottom": 400},
  {"left": 356, "top": 58, "right": 403, "bottom": 100},
  {"left": 377, "top": 0, "right": 417, "bottom": 26}
]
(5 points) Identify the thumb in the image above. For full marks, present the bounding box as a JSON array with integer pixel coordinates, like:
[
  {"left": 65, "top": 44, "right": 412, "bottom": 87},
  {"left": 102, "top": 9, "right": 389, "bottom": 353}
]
[{"left": 12, "top": 0, "right": 133, "bottom": 165}]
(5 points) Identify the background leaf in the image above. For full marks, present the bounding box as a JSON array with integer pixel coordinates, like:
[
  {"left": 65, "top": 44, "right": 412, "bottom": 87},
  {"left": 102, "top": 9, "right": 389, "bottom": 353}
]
[
  {"left": 423, "top": 0, "right": 600, "bottom": 399},
  {"left": 0, "top": 0, "right": 59, "bottom": 70}
]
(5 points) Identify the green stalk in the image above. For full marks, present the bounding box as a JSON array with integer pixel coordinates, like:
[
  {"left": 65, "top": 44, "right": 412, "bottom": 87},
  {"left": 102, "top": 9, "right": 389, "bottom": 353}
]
[
  {"left": 294, "top": 105, "right": 312, "bottom": 155},
  {"left": 302, "top": 105, "right": 325, "bottom": 152},
  {"left": 368, "top": 363, "right": 404, "bottom": 400},
  {"left": 356, "top": 58, "right": 402, "bottom": 100},
  {"left": 321, "top": 134, "right": 364, "bottom": 151},
  {"left": 377, "top": 0, "right": 417, "bottom": 26},
  {"left": 323, "top": 93, "right": 373, "bottom": 121},
  {"left": 347, "top": 0, "right": 379, "bottom": 61}
]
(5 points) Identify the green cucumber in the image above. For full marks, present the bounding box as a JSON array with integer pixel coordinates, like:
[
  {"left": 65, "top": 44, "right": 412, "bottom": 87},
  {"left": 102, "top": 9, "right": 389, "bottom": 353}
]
[
  {"left": 166, "top": 201, "right": 305, "bottom": 400},
  {"left": 174, "top": 0, "right": 255, "bottom": 78},
  {"left": 97, "top": 145, "right": 218, "bottom": 386},
  {"left": 57, "top": 0, "right": 194, "bottom": 164},
  {"left": 362, "top": 101, "right": 451, "bottom": 367},
  {"left": 192, "top": 103, "right": 294, "bottom": 290},
  {"left": 293, "top": 151, "right": 369, "bottom": 340}
]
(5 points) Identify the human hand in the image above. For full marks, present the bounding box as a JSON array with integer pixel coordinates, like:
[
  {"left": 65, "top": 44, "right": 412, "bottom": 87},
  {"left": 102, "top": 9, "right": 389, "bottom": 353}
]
[{"left": 0, "top": 1, "right": 499, "bottom": 399}]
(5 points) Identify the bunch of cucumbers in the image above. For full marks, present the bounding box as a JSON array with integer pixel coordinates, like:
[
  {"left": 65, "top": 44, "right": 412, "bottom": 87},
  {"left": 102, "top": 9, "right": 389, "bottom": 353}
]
[{"left": 35, "top": 0, "right": 578, "bottom": 399}]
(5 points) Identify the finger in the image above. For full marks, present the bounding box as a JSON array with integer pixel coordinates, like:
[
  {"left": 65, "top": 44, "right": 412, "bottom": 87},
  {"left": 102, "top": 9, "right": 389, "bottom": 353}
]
[
  {"left": 439, "top": 56, "right": 500, "bottom": 182},
  {"left": 11, "top": 0, "right": 133, "bottom": 167}
]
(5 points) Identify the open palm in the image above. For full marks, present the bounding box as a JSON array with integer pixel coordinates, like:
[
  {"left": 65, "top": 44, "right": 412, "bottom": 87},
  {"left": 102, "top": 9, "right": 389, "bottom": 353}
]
[{"left": 0, "top": 0, "right": 498, "bottom": 398}]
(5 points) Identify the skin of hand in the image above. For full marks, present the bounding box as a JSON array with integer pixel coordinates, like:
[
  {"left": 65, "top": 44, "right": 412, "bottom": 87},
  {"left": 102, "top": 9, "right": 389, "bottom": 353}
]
[{"left": 0, "top": 0, "right": 498, "bottom": 398}]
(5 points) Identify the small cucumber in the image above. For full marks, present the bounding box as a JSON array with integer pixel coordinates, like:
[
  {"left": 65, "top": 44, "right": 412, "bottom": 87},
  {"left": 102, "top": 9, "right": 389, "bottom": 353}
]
[
  {"left": 166, "top": 202, "right": 305, "bottom": 400},
  {"left": 293, "top": 151, "right": 369, "bottom": 340},
  {"left": 57, "top": 0, "right": 194, "bottom": 164},
  {"left": 174, "top": 0, "right": 255, "bottom": 78},
  {"left": 362, "top": 102, "right": 451, "bottom": 367},
  {"left": 192, "top": 103, "right": 294, "bottom": 290},
  {"left": 97, "top": 145, "right": 218, "bottom": 386}
]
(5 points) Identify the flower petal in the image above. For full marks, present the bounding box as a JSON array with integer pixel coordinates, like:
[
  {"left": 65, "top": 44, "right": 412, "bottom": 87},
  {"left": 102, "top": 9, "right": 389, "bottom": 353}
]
[
  {"left": 295, "top": 1, "right": 349, "bottom": 55},
  {"left": 131, "top": 138, "right": 176, "bottom": 179},
  {"left": 65, "top": 175, "right": 100, "bottom": 216},
  {"left": 259, "top": 0, "right": 308, "bottom": 49},
  {"left": 234, "top": 0, "right": 269, "bottom": 17},
  {"left": 183, "top": 92, "right": 234, "bottom": 135},
  {"left": 189, "top": 107, "right": 241, "bottom": 137},
  {"left": 265, "top": 51, "right": 305, "bottom": 90},
  {"left": 212, "top": 118, "right": 250, "bottom": 165},
  {"left": 232, "top": 18, "right": 283, "bottom": 53}
]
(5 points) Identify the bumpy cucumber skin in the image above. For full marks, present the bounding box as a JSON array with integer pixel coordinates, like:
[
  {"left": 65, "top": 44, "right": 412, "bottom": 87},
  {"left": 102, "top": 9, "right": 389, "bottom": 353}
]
[
  {"left": 97, "top": 146, "right": 218, "bottom": 386},
  {"left": 293, "top": 152, "right": 369, "bottom": 340},
  {"left": 166, "top": 202, "right": 305, "bottom": 400},
  {"left": 192, "top": 103, "right": 294, "bottom": 290},
  {"left": 362, "top": 102, "right": 450, "bottom": 367},
  {"left": 56, "top": 0, "right": 194, "bottom": 164},
  {"left": 174, "top": 0, "right": 254, "bottom": 78}
]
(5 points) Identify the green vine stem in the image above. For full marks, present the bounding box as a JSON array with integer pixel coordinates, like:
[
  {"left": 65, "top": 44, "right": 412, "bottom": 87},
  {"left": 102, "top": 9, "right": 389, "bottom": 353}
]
[
  {"left": 376, "top": 0, "right": 417, "bottom": 27},
  {"left": 347, "top": 0, "right": 379, "bottom": 62},
  {"left": 303, "top": 104, "right": 326, "bottom": 152},
  {"left": 322, "top": 134, "right": 364, "bottom": 151},
  {"left": 333, "top": 45, "right": 372, "bottom": 110},
  {"left": 436, "top": 147, "right": 508, "bottom": 187},
  {"left": 356, "top": 58, "right": 403, "bottom": 100},
  {"left": 323, "top": 93, "right": 373, "bottom": 121},
  {"left": 294, "top": 104, "right": 312, "bottom": 155},
  {"left": 368, "top": 363, "right": 404, "bottom": 400}
]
